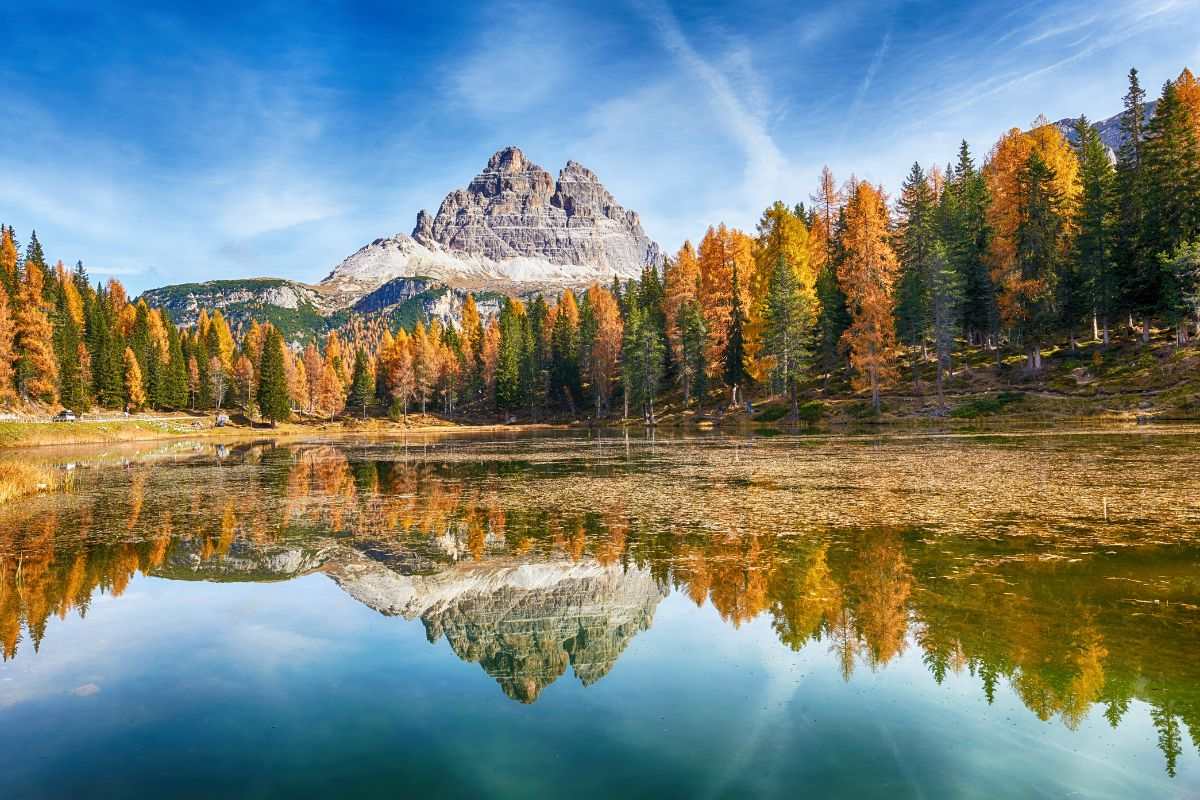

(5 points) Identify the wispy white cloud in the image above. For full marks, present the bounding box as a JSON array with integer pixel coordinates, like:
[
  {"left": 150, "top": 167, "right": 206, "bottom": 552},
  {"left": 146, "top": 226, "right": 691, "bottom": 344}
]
[
  {"left": 844, "top": 30, "right": 892, "bottom": 133},
  {"left": 634, "top": 0, "right": 789, "bottom": 228}
]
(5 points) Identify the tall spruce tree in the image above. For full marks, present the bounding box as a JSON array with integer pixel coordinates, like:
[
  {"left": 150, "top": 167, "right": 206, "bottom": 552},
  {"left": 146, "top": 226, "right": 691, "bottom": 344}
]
[
  {"left": 1074, "top": 116, "right": 1118, "bottom": 344},
  {"left": 895, "top": 162, "right": 938, "bottom": 389},
  {"left": 347, "top": 348, "right": 374, "bottom": 418},
  {"left": 164, "top": 322, "right": 189, "bottom": 409},
  {"left": 944, "top": 141, "right": 995, "bottom": 349},
  {"left": 621, "top": 294, "right": 665, "bottom": 422},
  {"left": 723, "top": 263, "right": 749, "bottom": 404},
  {"left": 495, "top": 298, "right": 526, "bottom": 413},
  {"left": 1013, "top": 151, "right": 1064, "bottom": 370},
  {"left": 761, "top": 254, "right": 813, "bottom": 418},
  {"left": 679, "top": 300, "right": 707, "bottom": 410},
  {"left": 928, "top": 243, "right": 963, "bottom": 409},
  {"left": 1114, "top": 68, "right": 1151, "bottom": 337},
  {"left": 256, "top": 327, "right": 290, "bottom": 424},
  {"left": 1142, "top": 78, "right": 1200, "bottom": 334},
  {"left": 54, "top": 286, "right": 87, "bottom": 412}
]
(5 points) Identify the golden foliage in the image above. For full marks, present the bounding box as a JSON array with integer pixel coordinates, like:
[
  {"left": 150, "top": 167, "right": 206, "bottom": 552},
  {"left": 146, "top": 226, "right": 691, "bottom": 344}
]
[
  {"left": 697, "top": 224, "right": 753, "bottom": 377},
  {"left": 837, "top": 181, "right": 899, "bottom": 401}
]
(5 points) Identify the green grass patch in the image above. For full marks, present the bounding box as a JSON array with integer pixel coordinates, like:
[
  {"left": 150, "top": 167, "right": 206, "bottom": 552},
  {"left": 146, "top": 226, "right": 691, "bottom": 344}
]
[{"left": 949, "top": 391, "right": 1025, "bottom": 419}]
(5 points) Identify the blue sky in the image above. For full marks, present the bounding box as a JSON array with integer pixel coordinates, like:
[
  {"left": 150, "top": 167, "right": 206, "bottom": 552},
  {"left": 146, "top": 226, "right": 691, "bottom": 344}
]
[{"left": 2, "top": 0, "right": 1199, "bottom": 294}]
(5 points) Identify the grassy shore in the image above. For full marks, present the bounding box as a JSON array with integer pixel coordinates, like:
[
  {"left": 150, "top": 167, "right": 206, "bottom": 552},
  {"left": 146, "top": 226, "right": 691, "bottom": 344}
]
[{"left": 0, "top": 460, "right": 60, "bottom": 504}]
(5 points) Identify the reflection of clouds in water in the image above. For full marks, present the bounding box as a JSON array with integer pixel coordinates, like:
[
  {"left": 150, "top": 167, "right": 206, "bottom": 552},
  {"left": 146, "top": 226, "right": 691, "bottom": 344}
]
[
  {"left": 0, "top": 435, "right": 1198, "bottom": 779},
  {"left": 224, "top": 623, "right": 330, "bottom": 670}
]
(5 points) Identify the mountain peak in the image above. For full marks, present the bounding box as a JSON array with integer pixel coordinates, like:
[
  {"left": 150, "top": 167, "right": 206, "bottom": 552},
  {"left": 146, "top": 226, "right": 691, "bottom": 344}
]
[{"left": 486, "top": 146, "right": 530, "bottom": 173}]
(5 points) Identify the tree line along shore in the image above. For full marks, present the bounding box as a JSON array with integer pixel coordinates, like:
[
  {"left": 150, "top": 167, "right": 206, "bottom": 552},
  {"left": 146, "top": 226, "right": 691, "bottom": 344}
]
[{"left": 0, "top": 66, "right": 1198, "bottom": 441}]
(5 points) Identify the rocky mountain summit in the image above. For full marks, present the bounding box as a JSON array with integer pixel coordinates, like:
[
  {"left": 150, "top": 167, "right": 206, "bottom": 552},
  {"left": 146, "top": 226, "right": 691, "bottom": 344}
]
[
  {"left": 326, "top": 551, "right": 666, "bottom": 703},
  {"left": 142, "top": 146, "right": 663, "bottom": 336},
  {"left": 413, "top": 147, "right": 660, "bottom": 274},
  {"left": 321, "top": 146, "right": 662, "bottom": 298}
]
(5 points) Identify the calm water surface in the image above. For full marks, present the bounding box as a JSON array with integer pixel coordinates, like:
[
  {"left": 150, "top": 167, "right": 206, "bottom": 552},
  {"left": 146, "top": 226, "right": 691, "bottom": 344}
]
[{"left": 1, "top": 429, "right": 1198, "bottom": 799}]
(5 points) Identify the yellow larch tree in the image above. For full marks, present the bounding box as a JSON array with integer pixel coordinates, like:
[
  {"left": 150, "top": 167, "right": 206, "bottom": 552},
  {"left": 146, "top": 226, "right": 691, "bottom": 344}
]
[
  {"left": 14, "top": 262, "right": 59, "bottom": 403},
  {"left": 0, "top": 290, "right": 16, "bottom": 404},
  {"left": 697, "top": 224, "right": 754, "bottom": 378},
  {"left": 209, "top": 310, "right": 236, "bottom": 372},
  {"left": 984, "top": 121, "right": 1081, "bottom": 333},
  {"left": 586, "top": 284, "right": 623, "bottom": 416},
  {"left": 750, "top": 202, "right": 813, "bottom": 380},
  {"left": 837, "top": 181, "right": 899, "bottom": 412},
  {"left": 663, "top": 241, "right": 700, "bottom": 365},
  {"left": 123, "top": 347, "right": 146, "bottom": 410},
  {"left": 480, "top": 317, "right": 501, "bottom": 401},
  {"left": 0, "top": 227, "right": 17, "bottom": 288}
]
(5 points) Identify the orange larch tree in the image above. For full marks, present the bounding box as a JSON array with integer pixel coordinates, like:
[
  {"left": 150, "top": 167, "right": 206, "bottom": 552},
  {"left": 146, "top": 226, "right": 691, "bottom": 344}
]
[
  {"left": 0, "top": 290, "right": 16, "bottom": 404},
  {"left": 664, "top": 241, "right": 700, "bottom": 366},
  {"left": 985, "top": 122, "right": 1079, "bottom": 347},
  {"left": 750, "top": 202, "right": 812, "bottom": 381},
  {"left": 14, "top": 263, "right": 59, "bottom": 404},
  {"left": 697, "top": 224, "right": 754, "bottom": 379},
  {"left": 586, "top": 284, "right": 623, "bottom": 417},
  {"left": 837, "top": 181, "right": 900, "bottom": 412}
]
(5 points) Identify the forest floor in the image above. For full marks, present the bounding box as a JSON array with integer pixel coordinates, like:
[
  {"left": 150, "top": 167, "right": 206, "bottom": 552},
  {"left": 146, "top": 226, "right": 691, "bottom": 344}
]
[{"left": 648, "top": 325, "right": 1200, "bottom": 429}]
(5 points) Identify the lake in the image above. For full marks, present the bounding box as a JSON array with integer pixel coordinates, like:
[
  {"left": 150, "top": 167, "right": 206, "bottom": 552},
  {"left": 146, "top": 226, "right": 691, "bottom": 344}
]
[{"left": 1, "top": 429, "right": 1198, "bottom": 798}]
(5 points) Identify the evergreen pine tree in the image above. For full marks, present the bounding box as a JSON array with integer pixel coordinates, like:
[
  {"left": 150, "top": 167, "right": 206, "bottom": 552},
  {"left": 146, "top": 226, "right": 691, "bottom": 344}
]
[
  {"left": 54, "top": 286, "right": 88, "bottom": 412},
  {"left": 549, "top": 293, "right": 581, "bottom": 412},
  {"left": 679, "top": 300, "right": 707, "bottom": 410},
  {"left": 1114, "top": 68, "right": 1151, "bottom": 336},
  {"left": 1013, "top": 151, "right": 1064, "bottom": 370},
  {"left": 256, "top": 327, "right": 290, "bottom": 424},
  {"left": 895, "top": 162, "right": 938, "bottom": 389},
  {"left": 762, "top": 254, "right": 813, "bottom": 418},
  {"left": 723, "top": 263, "right": 749, "bottom": 403},
  {"left": 495, "top": 298, "right": 526, "bottom": 413},
  {"left": 944, "top": 141, "right": 995, "bottom": 348},
  {"left": 347, "top": 348, "right": 374, "bottom": 418},
  {"left": 1142, "top": 79, "right": 1200, "bottom": 334},
  {"left": 621, "top": 294, "right": 665, "bottom": 422},
  {"left": 928, "top": 243, "right": 963, "bottom": 409},
  {"left": 1074, "top": 116, "right": 1118, "bottom": 345},
  {"left": 164, "top": 322, "right": 189, "bottom": 409}
]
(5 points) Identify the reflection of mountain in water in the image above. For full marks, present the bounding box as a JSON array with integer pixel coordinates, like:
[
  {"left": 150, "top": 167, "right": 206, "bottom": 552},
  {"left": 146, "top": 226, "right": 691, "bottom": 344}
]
[
  {"left": 155, "top": 538, "right": 333, "bottom": 582},
  {"left": 328, "top": 553, "right": 665, "bottom": 702},
  {"left": 149, "top": 535, "right": 666, "bottom": 703}
]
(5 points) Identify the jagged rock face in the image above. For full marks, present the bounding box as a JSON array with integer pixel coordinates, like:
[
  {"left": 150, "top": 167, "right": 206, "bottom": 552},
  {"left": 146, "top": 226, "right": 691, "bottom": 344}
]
[
  {"left": 325, "top": 552, "right": 667, "bottom": 703},
  {"left": 321, "top": 146, "right": 664, "bottom": 297},
  {"left": 413, "top": 147, "right": 661, "bottom": 274}
]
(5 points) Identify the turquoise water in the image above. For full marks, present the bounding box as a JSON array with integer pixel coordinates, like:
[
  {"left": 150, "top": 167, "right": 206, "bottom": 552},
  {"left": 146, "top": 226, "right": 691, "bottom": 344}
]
[{"left": 1, "top": 432, "right": 1197, "bottom": 798}]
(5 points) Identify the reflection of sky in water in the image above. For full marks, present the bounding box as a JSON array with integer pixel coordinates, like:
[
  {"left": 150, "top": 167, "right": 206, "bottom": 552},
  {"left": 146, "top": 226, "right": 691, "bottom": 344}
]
[
  {"left": 1, "top": 432, "right": 1199, "bottom": 798},
  {"left": 1, "top": 570, "right": 1193, "bottom": 799}
]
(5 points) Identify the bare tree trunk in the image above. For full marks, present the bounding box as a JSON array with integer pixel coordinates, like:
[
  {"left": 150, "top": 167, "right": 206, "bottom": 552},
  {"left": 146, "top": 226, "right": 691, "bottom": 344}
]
[
  {"left": 1142, "top": 318, "right": 1151, "bottom": 344},
  {"left": 936, "top": 357, "right": 945, "bottom": 412}
]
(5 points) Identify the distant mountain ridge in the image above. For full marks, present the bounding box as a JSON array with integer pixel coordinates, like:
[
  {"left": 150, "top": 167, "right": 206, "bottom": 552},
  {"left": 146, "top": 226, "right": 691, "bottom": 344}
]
[
  {"left": 1051, "top": 100, "right": 1156, "bottom": 156},
  {"left": 141, "top": 146, "right": 662, "bottom": 339}
]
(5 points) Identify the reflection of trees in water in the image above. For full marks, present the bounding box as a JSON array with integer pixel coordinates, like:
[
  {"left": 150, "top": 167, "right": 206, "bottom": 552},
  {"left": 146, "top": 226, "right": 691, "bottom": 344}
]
[{"left": 0, "top": 444, "right": 1197, "bottom": 774}]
